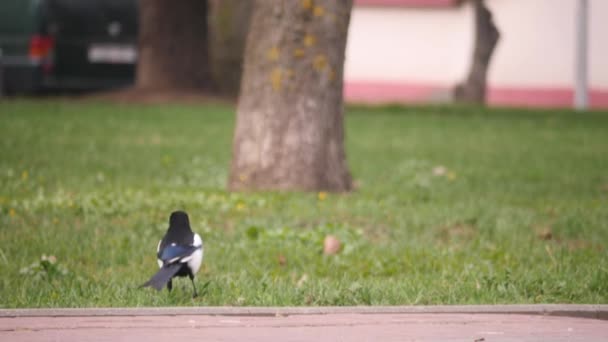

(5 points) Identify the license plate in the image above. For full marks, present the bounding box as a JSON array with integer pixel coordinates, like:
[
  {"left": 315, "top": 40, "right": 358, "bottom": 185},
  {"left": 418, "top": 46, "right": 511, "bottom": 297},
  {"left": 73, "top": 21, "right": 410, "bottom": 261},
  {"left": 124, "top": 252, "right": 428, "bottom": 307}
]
[{"left": 88, "top": 44, "right": 136, "bottom": 64}]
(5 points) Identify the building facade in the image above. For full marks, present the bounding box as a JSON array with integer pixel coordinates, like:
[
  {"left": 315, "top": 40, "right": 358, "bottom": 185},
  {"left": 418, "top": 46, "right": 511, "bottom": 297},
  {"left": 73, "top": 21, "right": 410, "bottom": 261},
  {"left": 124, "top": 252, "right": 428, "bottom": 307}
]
[{"left": 345, "top": 0, "right": 608, "bottom": 108}]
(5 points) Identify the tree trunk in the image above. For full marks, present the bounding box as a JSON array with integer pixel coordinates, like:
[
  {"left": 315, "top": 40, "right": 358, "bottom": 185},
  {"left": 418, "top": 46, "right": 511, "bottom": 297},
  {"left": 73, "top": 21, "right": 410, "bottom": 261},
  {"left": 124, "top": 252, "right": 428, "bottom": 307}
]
[
  {"left": 136, "top": 0, "right": 212, "bottom": 90},
  {"left": 208, "top": 0, "right": 252, "bottom": 97},
  {"left": 454, "top": 0, "right": 500, "bottom": 104},
  {"left": 229, "top": 0, "right": 353, "bottom": 192}
]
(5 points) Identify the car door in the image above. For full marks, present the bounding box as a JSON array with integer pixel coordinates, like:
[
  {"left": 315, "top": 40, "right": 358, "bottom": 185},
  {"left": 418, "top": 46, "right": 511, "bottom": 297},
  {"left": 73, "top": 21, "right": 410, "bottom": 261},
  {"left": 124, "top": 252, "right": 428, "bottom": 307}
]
[{"left": 45, "top": 0, "right": 138, "bottom": 89}]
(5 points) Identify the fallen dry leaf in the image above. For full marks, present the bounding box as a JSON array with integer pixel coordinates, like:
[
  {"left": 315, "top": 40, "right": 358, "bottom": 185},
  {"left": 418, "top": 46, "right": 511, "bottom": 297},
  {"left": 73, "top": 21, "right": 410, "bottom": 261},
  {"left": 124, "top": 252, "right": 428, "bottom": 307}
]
[
  {"left": 437, "top": 223, "right": 477, "bottom": 244},
  {"left": 432, "top": 166, "right": 447, "bottom": 176},
  {"left": 536, "top": 226, "right": 553, "bottom": 241},
  {"left": 296, "top": 274, "right": 308, "bottom": 288},
  {"left": 278, "top": 254, "right": 287, "bottom": 266},
  {"left": 323, "top": 235, "right": 341, "bottom": 255}
]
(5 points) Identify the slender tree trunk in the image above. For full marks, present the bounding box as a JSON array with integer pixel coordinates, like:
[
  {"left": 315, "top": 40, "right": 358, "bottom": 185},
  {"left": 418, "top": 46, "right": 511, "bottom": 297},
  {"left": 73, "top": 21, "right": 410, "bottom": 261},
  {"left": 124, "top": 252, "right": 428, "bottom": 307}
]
[
  {"left": 229, "top": 0, "right": 353, "bottom": 192},
  {"left": 136, "top": 0, "right": 212, "bottom": 90},
  {"left": 208, "top": 0, "right": 252, "bottom": 97},
  {"left": 455, "top": 0, "right": 500, "bottom": 104}
]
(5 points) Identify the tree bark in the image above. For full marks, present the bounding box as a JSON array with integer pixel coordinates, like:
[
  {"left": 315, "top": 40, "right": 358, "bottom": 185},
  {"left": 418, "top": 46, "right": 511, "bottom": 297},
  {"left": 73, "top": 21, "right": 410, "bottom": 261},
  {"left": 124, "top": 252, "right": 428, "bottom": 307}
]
[
  {"left": 454, "top": 0, "right": 500, "bottom": 104},
  {"left": 229, "top": 0, "right": 353, "bottom": 192},
  {"left": 136, "top": 0, "right": 212, "bottom": 90},
  {"left": 208, "top": 0, "right": 252, "bottom": 97}
]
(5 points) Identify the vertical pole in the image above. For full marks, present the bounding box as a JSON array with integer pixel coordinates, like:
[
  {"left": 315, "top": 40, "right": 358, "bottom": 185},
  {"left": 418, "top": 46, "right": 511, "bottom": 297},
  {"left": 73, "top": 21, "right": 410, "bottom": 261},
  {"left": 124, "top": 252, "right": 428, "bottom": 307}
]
[{"left": 574, "top": 0, "right": 589, "bottom": 111}]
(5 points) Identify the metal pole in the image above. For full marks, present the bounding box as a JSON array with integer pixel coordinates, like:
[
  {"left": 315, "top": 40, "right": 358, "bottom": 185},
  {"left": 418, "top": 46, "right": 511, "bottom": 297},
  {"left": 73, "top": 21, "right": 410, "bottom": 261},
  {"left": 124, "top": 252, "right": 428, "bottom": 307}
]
[{"left": 574, "top": 0, "right": 589, "bottom": 111}]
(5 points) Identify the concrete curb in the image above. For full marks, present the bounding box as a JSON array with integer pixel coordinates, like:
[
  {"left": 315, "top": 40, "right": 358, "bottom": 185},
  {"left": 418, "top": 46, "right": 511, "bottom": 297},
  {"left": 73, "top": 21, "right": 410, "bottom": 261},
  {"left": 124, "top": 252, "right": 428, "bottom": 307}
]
[{"left": 1, "top": 305, "right": 607, "bottom": 320}]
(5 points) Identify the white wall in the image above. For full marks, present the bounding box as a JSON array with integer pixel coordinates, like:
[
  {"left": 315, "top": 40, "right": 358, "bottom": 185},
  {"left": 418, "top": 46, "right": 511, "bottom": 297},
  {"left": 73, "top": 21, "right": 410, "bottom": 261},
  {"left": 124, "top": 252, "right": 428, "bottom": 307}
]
[
  {"left": 345, "top": 0, "right": 608, "bottom": 90},
  {"left": 345, "top": 5, "right": 473, "bottom": 84},
  {"left": 589, "top": 0, "right": 608, "bottom": 89}
]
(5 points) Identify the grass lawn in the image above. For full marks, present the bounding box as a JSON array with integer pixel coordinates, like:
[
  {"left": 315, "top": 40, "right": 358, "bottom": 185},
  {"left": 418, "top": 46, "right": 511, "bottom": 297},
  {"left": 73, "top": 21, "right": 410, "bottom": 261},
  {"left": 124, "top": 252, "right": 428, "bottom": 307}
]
[{"left": 0, "top": 99, "right": 607, "bottom": 308}]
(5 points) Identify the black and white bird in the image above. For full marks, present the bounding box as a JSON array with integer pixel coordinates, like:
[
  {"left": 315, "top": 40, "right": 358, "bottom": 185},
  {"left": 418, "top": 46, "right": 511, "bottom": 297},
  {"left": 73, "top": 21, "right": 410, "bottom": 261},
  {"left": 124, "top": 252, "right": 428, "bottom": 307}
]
[{"left": 141, "top": 211, "right": 203, "bottom": 297}]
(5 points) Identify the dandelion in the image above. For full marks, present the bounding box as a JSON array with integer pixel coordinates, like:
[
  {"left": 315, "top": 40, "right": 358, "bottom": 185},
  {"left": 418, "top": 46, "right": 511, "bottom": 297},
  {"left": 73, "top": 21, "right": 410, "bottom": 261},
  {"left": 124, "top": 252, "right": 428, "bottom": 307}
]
[
  {"left": 21, "top": 170, "right": 29, "bottom": 181},
  {"left": 447, "top": 171, "right": 457, "bottom": 181},
  {"left": 9, "top": 208, "right": 16, "bottom": 218},
  {"left": 20, "top": 255, "right": 68, "bottom": 279},
  {"left": 41, "top": 254, "right": 57, "bottom": 264},
  {"left": 318, "top": 191, "right": 327, "bottom": 201}
]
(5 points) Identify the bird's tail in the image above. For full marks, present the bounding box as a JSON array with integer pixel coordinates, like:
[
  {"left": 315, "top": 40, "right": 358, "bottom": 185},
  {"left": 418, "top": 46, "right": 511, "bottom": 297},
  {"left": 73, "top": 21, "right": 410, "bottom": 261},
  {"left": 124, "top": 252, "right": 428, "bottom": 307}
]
[{"left": 140, "top": 263, "right": 182, "bottom": 291}]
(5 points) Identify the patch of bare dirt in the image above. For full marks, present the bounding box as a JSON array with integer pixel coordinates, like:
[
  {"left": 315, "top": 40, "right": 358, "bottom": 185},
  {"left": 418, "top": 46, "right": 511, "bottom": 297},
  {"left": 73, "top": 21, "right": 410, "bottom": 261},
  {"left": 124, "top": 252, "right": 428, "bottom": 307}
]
[
  {"left": 81, "top": 87, "right": 236, "bottom": 105},
  {"left": 436, "top": 222, "right": 477, "bottom": 244}
]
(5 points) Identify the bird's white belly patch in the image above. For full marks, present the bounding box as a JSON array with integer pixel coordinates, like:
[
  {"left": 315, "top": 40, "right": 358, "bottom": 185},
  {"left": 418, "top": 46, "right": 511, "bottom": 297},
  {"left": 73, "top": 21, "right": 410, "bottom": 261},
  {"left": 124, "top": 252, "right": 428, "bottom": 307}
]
[
  {"left": 188, "top": 233, "right": 204, "bottom": 274},
  {"left": 187, "top": 248, "right": 203, "bottom": 274}
]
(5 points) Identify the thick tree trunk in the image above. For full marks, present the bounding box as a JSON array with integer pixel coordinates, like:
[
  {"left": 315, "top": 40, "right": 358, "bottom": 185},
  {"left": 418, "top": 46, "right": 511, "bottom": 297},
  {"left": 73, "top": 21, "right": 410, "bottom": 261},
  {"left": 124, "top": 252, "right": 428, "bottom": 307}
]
[
  {"left": 208, "top": 0, "right": 252, "bottom": 97},
  {"left": 136, "top": 0, "right": 211, "bottom": 90},
  {"left": 229, "top": 0, "right": 353, "bottom": 192},
  {"left": 454, "top": 0, "right": 500, "bottom": 104}
]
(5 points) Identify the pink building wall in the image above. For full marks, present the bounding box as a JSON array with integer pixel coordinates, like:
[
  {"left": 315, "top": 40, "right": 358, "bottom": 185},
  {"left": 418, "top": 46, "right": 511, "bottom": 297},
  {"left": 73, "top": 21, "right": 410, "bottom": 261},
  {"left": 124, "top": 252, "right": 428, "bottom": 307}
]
[{"left": 345, "top": 0, "right": 608, "bottom": 109}]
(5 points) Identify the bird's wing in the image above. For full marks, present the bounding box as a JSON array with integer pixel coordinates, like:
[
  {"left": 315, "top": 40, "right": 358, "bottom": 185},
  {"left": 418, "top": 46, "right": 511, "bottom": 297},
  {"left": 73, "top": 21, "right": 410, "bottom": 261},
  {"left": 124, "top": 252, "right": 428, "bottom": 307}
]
[{"left": 158, "top": 244, "right": 200, "bottom": 265}]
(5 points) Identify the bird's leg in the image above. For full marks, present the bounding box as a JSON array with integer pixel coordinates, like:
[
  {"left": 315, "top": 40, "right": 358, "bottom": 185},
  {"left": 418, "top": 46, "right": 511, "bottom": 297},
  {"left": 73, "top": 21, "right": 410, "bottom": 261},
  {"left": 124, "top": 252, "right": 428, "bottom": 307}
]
[
  {"left": 189, "top": 274, "right": 198, "bottom": 298},
  {"left": 167, "top": 279, "right": 173, "bottom": 292}
]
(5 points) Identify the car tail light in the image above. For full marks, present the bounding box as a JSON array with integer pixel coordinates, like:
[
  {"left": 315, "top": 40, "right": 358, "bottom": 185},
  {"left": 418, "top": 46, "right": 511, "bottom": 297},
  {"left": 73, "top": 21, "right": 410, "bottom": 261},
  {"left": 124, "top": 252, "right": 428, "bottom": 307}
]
[
  {"left": 29, "top": 35, "right": 55, "bottom": 74},
  {"left": 29, "top": 35, "right": 55, "bottom": 59}
]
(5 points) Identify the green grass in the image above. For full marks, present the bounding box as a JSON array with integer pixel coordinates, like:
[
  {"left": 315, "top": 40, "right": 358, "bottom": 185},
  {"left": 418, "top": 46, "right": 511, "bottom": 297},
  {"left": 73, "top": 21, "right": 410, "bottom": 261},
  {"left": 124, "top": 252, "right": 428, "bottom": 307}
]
[{"left": 0, "top": 100, "right": 607, "bottom": 308}]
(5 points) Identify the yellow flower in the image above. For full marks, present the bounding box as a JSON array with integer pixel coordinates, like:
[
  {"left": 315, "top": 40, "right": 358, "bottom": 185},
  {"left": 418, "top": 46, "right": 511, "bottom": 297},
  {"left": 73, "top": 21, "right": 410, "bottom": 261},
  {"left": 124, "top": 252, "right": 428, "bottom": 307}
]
[
  {"left": 9, "top": 208, "right": 16, "bottom": 218},
  {"left": 21, "top": 171, "right": 28, "bottom": 181},
  {"left": 318, "top": 192, "right": 327, "bottom": 201},
  {"left": 236, "top": 202, "right": 246, "bottom": 211},
  {"left": 447, "top": 172, "right": 457, "bottom": 181}
]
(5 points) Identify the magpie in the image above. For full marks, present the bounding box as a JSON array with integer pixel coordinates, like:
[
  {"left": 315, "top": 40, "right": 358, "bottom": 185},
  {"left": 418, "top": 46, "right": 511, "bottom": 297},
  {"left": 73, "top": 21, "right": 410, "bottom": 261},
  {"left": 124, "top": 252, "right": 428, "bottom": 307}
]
[{"left": 141, "top": 211, "right": 203, "bottom": 297}]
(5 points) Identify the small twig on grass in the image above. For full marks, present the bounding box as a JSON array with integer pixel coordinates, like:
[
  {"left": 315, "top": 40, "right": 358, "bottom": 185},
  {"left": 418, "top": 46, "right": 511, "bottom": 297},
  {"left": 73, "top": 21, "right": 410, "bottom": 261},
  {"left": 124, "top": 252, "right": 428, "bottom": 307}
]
[
  {"left": 0, "top": 248, "right": 8, "bottom": 265},
  {"left": 545, "top": 245, "right": 558, "bottom": 268}
]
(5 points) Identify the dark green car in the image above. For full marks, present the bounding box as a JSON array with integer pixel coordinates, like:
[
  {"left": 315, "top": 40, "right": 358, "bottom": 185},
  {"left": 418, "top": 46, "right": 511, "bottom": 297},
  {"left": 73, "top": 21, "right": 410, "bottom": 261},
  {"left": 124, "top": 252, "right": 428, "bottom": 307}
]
[{"left": 0, "top": 0, "right": 137, "bottom": 94}]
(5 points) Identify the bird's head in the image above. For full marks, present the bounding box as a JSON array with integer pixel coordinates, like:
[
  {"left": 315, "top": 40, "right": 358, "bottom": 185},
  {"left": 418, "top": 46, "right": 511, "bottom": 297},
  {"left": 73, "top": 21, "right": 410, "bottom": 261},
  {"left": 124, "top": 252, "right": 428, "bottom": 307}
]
[{"left": 169, "top": 211, "right": 191, "bottom": 230}]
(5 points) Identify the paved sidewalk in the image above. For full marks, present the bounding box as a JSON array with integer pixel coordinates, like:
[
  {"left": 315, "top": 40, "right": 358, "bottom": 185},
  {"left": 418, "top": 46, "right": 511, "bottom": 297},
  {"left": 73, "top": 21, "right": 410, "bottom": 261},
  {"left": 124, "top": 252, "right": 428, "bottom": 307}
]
[{"left": 1, "top": 306, "right": 607, "bottom": 342}]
